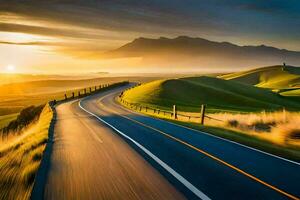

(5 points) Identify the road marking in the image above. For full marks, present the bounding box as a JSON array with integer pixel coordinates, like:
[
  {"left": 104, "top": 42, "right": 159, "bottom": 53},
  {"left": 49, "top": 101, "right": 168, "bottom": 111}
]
[
  {"left": 96, "top": 93, "right": 300, "bottom": 200},
  {"left": 113, "top": 93, "right": 300, "bottom": 166},
  {"left": 78, "top": 98, "right": 211, "bottom": 200}
]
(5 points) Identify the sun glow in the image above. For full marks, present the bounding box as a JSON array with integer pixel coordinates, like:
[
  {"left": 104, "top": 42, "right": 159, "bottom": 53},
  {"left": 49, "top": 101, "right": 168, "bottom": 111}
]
[{"left": 5, "top": 65, "right": 16, "bottom": 73}]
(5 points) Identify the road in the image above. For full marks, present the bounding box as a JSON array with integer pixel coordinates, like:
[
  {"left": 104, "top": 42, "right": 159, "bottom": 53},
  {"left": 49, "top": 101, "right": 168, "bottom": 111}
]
[
  {"left": 41, "top": 84, "right": 300, "bottom": 200},
  {"left": 41, "top": 88, "right": 185, "bottom": 200}
]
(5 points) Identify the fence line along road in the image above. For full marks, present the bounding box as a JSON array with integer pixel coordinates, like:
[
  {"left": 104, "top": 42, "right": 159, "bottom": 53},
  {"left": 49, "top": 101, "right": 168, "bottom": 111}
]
[
  {"left": 118, "top": 96, "right": 223, "bottom": 125},
  {"left": 50, "top": 81, "right": 129, "bottom": 106}
]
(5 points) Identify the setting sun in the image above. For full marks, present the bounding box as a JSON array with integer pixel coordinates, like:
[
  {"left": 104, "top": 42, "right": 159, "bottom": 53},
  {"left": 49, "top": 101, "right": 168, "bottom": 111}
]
[{"left": 5, "top": 65, "right": 16, "bottom": 73}]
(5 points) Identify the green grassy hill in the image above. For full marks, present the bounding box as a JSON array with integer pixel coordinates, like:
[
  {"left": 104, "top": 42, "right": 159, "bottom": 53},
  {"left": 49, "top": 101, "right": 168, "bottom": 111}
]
[
  {"left": 219, "top": 65, "right": 300, "bottom": 91},
  {"left": 123, "top": 76, "right": 300, "bottom": 113}
]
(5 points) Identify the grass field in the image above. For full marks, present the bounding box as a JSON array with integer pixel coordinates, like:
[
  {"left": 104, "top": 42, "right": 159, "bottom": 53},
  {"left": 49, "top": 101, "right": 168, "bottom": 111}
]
[
  {"left": 122, "top": 76, "right": 300, "bottom": 113},
  {"left": 0, "top": 104, "right": 53, "bottom": 200},
  {"left": 219, "top": 65, "right": 300, "bottom": 96},
  {"left": 0, "top": 76, "right": 161, "bottom": 116},
  {"left": 279, "top": 88, "right": 300, "bottom": 96}
]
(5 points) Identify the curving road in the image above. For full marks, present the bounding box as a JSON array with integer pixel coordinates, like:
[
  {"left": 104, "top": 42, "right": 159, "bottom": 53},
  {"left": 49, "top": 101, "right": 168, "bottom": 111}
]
[
  {"left": 41, "top": 86, "right": 184, "bottom": 200},
  {"left": 41, "top": 84, "right": 300, "bottom": 200}
]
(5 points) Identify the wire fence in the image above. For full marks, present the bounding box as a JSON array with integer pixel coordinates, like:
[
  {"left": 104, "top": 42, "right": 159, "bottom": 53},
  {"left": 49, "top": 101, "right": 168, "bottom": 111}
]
[
  {"left": 50, "top": 81, "right": 129, "bottom": 106},
  {"left": 118, "top": 95, "right": 224, "bottom": 125}
]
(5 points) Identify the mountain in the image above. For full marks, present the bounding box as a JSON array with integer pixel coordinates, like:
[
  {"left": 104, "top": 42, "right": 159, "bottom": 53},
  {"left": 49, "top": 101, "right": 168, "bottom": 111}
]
[{"left": 103, "top": 36, "right": 300, "bottom": 70}]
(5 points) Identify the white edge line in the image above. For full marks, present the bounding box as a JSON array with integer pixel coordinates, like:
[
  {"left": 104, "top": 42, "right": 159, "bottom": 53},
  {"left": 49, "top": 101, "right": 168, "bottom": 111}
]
[
  {"left": 113, "top": 95, "right": 300, "bottom": 166},
  {"left": 157, "top": 118, "right": 300, "bottom": 166},
  {"left": 78, "top": 98, "right": 211, "bottom": 200}
]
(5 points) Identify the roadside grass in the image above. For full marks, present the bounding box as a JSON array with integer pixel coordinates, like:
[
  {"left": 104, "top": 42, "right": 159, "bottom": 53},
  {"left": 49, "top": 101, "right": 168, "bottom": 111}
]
[
  {"left": 119, "top": 99, "right": 300, "bottom": 161},
  {"left": 0, "top": 104, "right": 53, "bottom": 200},
  {"left": 0, "top": 113, "right": 18, "bottom": 129},
  {"left": 203, "top": 111, "right": 300, "bottom": 147},
  {"left": 169, "top": 121, "right": 300, "bottom": 162}
]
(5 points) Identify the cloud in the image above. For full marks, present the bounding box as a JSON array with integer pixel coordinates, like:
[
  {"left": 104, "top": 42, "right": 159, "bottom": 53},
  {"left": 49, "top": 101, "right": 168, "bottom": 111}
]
[
  {"left": 0, "top": 40, "right": 55, "bottom": 46},
  {"left": 0, "top": 0, "right": 225, "bottom": 35},
  {"left": 0, "top": 0, "right": 299, "bottom": 53},
  {"left": 0, "top": 22, "right": 126, "bottom": 41}
]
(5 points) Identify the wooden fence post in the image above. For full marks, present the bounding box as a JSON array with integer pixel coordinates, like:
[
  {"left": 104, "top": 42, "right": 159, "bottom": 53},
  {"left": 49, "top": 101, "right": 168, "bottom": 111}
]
[
  {"left": 64, "top": 94, "right": 67, "bottom": 100},
  {"left": 173, "top": 105, "right": 177, "bottom": 119},
  {"left": 78, "top": 91, "right": 81, "bottom": 97},
  {"left": 84, "top": 88, "right": 87, "bottom": 95},
  {"left": 200, "top": 104, "right": 206, "bottom": 125},
  {"left": 283, "top": 107, "right": 287, "bottom": 122},
  {"left": 72, "top": 92, "right": 75, "bottom": 98},
  {"left": 89, "top": 87, "right": 92, "bottom": 93}
]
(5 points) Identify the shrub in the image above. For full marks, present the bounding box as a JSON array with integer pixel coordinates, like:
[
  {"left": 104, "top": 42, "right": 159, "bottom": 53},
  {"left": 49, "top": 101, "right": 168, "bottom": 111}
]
[
  {"left": 32, "top": 152, "right": 42, "bottom": 162},
  {"left": 288, "top": 129, "right": 300, "bottom": 140},
  {"left": 251, "top": 121, "right": 276, "bottom": 132},
  {"left": 227, "top": 119, "right": 239, "bottom": 127},
  {"left": 2, "top": 105, "right": 44, "bottom": 134}
]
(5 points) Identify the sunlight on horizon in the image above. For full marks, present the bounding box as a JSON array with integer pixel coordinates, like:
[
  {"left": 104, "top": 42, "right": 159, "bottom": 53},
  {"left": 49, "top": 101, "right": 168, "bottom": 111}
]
[{"left": 5, "top": 65, "right": 15, "bottom": 73}]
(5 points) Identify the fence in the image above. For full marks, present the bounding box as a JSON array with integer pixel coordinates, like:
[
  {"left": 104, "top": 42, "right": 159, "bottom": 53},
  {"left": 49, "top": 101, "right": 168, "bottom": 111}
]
[
  {"left": 50, "top": 81, "right": 129, "bottom": 106},
  {"left": 118, "top": 96, "right": 223, "bottom": 125}
]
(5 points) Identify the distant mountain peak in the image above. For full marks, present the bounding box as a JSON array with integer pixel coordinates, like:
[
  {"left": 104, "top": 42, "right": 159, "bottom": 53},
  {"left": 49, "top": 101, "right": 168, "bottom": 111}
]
[{"left": 103, "top": 36, "right": 300, "bottom": 69}]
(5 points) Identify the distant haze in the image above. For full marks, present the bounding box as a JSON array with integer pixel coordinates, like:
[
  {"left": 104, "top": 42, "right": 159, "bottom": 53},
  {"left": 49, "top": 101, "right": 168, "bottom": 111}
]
[{"left": 102, "top": 36, "right": 300, "bottom": 72}]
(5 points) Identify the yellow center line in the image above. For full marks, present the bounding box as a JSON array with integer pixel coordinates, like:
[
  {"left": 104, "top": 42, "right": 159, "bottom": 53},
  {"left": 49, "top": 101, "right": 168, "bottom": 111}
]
[{"left": 97, "top": 93, "right": 299, "bottom": 200}]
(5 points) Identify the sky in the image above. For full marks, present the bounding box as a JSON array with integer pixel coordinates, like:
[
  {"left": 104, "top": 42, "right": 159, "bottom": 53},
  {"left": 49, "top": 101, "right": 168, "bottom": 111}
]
[{"left": 0, "top": 0, "right": 300, "bottom": 74}]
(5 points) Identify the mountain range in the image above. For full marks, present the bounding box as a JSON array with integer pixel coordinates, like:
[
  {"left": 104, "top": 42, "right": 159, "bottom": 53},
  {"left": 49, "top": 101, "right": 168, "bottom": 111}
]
[{"left": 102, "top": 36, "right": 300, "bottom": 71}]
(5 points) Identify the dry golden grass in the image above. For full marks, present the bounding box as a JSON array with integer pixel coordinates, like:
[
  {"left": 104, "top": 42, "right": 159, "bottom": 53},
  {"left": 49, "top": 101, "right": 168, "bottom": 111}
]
[
  {"left": 119, "top": 98, "right": 300, "bottom": 148},
  {"left": 0, "top": 104, "right": 53, "bottom": 200},
  {"left": 206, "top": 110, "right": 300, "bottom": 147}
]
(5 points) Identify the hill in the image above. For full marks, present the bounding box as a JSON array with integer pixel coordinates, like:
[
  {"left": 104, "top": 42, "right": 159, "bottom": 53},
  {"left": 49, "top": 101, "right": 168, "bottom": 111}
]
[
  {"left": 103, "top": 36, "right": 300, "bottom": 69},
  {"left": 122, "top": 76, "right": 300, "bottom": 113},
  {"left": 219, "top": 65, "right": 300, "bottom": 96},
  {"left": 0, "top": 76, "right": 161, "bottom": 115}
]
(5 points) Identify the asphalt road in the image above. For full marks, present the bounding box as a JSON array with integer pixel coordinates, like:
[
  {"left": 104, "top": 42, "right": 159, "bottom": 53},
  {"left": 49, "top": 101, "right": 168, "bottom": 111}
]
[
  {"left": 41, "top": 84, "right": 300, "bottom": 200},
  {"left": 41, "top": 88, "right": 184, "bottom": 200}
]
